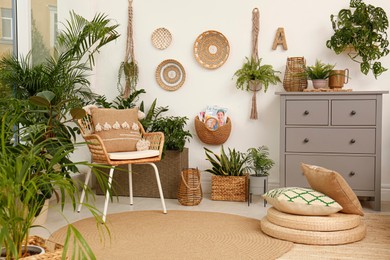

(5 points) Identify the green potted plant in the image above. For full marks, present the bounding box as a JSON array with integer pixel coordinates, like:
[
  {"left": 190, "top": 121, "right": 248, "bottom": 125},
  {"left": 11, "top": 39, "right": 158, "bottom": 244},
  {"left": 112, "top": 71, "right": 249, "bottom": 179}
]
[
  {"left": 326, "top": 0, "right": 389, "bottom": 78},
  {"left": 233, "top": 57, "right": 281, "bottom": 92},
  {"left": 246, "top": 146, "right": 274, "bottom": 196},
  {"left": 305, "top": 60, "right": 336, "bottom": 89},
  {"left": 0, "top": 98, "right": 108, "bottom": 259},
  {"left": 204, "top": 146, "right": 249, "bottom": 202},
  {"left": 233, "top": 57, "right": 281, "bottom": 119}
]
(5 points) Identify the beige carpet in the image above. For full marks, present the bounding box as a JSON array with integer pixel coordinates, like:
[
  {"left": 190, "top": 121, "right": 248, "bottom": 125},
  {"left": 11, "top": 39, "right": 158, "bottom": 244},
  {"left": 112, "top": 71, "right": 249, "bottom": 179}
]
[
  {"left": 279, "top": 213, "right": 390, "bottom": 259},
  {"left": 50, "top": 210, "right": 292, "bottom": 260}
]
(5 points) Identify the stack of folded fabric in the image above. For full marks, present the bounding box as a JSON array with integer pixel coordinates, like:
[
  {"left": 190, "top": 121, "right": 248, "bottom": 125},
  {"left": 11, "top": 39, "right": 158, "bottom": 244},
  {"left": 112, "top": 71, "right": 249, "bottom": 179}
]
[{"left": 260, "top": 163, "right": 366, "bottom": 245}]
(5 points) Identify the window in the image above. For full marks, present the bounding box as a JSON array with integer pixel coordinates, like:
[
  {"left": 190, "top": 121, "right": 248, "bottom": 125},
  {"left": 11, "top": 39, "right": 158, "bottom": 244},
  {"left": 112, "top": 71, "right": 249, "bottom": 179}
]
[{"left": 1, "top": 8, "right": 13, "bottom": 41}]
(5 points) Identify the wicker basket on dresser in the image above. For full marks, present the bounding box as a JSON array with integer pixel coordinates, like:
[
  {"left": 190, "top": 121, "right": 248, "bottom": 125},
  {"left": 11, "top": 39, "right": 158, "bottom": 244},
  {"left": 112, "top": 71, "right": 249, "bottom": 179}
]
[{"left": 276, "top": 91, "right": 388, "bottom": 211}]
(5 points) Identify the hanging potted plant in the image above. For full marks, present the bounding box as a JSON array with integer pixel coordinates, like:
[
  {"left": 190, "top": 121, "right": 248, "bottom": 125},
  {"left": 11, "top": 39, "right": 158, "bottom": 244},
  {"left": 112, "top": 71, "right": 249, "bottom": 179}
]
[
  {"left": 305, "top": 60, "right": 335, "bottom": 89},
  {"left": 233, "top": 57, "right": 281, "bottom": 119},
  {"left": 326, "top": 0, "right": 389, "bottom": 78}
]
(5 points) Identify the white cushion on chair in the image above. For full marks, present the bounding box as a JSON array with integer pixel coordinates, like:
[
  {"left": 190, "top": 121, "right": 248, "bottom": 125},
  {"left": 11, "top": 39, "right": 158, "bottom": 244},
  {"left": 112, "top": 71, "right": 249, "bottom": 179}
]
[{"left": 108, "top": 150, "right": 160, "bottom": 160}]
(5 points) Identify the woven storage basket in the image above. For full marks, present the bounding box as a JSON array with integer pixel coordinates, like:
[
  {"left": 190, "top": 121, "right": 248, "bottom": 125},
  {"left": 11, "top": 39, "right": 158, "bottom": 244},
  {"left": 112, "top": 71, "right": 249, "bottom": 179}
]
[
  {"left": 194, "top": 116, "right": 231, "bottom": 145},
  {"left": 178, "top": 168, "right": 203, "bottom": 206},
  {"left": 283, "top": 57, "right": 308, "bottom": 92},
  {"left": 211, "top": 175, "right": 248, "bottom": 202}
]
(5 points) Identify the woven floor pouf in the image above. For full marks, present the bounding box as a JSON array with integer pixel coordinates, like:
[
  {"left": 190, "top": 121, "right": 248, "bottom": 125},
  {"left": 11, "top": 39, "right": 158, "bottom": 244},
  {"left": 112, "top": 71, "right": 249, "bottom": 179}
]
[{"left": 261, "top": 207, "right": 366, "bottom": 245}]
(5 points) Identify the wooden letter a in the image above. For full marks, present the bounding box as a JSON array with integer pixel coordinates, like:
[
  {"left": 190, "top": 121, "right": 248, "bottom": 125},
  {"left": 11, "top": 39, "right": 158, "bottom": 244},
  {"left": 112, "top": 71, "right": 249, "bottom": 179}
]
[{"left": 272, "top": 27, "right": 288, "bottom": 50}]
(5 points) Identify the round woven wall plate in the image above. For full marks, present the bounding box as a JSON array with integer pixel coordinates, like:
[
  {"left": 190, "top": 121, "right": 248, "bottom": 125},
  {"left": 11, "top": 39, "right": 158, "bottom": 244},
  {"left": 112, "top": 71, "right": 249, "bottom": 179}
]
[
  {"left": 194, "top": 30, "right": 230, "bottom": 69},
  {"left": 151, "top": 28, "right": 172, "bottom": 50},
  {"left": 156, "top": 59, "right": 186, "bottom": 91}
]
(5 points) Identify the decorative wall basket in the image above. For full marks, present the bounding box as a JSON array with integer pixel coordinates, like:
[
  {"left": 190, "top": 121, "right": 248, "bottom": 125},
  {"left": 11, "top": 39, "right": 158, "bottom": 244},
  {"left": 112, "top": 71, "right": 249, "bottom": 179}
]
[
  {"left": 194, "top": 116, "right": 231, "bottom": 145},
  {"left": 151, "top": 27, "right": 172, "bottom": 50},
  {"left": 211, "top": 175, "right": 248, "bottom": 202},
  {"left": 194, "top": 30, "right": 230, "bottom": 69},
  {"left": 178, "top": 168, "right": 203, "bottom": 206},
  {"left": 155, "top": 59, "right": 186, "bottom": 91},
  {"left": 283, "top": 57, "right": 308, "bottom": 92}
]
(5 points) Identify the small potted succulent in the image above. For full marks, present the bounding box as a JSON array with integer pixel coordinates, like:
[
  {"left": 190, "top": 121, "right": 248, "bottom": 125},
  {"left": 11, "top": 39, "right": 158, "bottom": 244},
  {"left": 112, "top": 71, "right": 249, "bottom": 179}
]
[{"left": 305, "top": 60, "right": 335, "bottom": 89}]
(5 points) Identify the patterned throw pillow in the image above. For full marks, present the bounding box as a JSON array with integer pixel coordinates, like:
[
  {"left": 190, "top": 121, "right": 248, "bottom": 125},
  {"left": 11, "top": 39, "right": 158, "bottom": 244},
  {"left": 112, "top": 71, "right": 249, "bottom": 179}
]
[
  {"left": 91, "top": 108, "right": 141, "bottom": 152},
  {"left": 301, "top": 163, "right": 364, "bottom": 216},
  {"left": 262, "top": 187, "right": 343, "bottom": 216}
]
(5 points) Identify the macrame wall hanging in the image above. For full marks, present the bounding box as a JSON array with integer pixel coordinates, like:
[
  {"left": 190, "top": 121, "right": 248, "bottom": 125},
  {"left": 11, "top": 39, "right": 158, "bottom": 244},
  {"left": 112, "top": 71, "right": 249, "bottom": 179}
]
[
  {"left": 118, "top": 0, "right": 139, "bottom": 98},
  {"left": 250, "top": 8, "right": 260, "bottom": 120}
]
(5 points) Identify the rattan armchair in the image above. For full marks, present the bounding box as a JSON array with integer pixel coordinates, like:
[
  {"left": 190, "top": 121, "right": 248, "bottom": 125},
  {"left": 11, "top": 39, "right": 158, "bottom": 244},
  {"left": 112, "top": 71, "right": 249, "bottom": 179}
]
[{"left": 77, "top": 114, "right": 167, "bottom": 223}]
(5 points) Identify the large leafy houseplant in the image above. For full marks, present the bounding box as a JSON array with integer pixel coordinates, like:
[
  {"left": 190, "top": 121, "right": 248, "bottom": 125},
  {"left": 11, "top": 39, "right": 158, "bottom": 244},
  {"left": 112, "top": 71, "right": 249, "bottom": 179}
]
[
  {"left": 0, "top": 98, "right": 107, "bottom": 259},
  {"left": 204, "top": 146, "right": 249, "bottom": 176},
  {"left": 233, "top": 57, "right": 281, "bottom": 93},
  {"left": 326, "top": 0, "right": 389, "bottom": 78}
]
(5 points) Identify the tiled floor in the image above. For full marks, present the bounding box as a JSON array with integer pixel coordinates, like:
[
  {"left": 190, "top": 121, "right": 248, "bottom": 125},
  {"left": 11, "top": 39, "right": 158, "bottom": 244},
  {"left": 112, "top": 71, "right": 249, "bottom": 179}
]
[{"left": 31, "top": 193, "right": 390, "bottom": 240}]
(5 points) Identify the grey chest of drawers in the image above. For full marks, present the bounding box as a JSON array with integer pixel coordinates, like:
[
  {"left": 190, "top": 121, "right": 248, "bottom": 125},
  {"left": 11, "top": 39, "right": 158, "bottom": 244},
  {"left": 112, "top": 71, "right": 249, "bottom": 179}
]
[{"left": 276, "top": 91, "right": 388, "bottom": 211}]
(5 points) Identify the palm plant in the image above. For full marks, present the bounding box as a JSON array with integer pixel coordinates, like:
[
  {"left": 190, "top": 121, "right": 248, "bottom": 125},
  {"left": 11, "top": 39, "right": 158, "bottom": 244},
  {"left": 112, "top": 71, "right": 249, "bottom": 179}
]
[
  {"left": 246, "top": 146, "right": 275, "bottom": 176},
  {"left": 204, "top": 146, "right": 249, "bottom": 176},
  {"left": 0, "top": 98, "right": 108, "bottom": 259}
]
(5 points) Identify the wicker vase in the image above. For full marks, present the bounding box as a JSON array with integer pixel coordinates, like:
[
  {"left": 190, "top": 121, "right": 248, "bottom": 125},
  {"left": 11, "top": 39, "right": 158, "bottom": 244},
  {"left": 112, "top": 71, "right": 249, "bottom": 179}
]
[
  {"left": 283, "top": 57, "right": 308, "bottom": 92},
  {"left": 211, "top": 175, "right": 248, "bottom": 202},
  {"left": 178, "top": 168, "right": 202, "bottom": 206}
]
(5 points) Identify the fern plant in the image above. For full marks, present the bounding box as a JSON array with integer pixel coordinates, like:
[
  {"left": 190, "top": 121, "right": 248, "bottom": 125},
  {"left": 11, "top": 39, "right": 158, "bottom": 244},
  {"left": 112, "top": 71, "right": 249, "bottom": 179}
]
[
  {"left": 204, "top": 146, "right": 249, "bottom": 176},
  {"left": 233, "top": 57, "right": 281, "bottom": 92},
  {"left": 305, "top": 60, "right": 335, "bottom": 80}
]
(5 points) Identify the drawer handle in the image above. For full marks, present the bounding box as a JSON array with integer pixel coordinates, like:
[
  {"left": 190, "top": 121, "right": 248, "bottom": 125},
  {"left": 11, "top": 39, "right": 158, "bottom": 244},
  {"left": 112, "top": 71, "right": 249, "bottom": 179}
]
[
  {"left": 303, "top": 110, "right": 310, "bottom": 115},
  {"left": 350, "top": 139, "right": 356, "bottom": 144},
  {"left": 349, "top": 171, "right": 356, "bottom": 176},
  {"left": 303, "top": 138, "right": 309, "bottom": 143},
  {"left": 350, "top": 110, "right": 356, "bottom": 116}
]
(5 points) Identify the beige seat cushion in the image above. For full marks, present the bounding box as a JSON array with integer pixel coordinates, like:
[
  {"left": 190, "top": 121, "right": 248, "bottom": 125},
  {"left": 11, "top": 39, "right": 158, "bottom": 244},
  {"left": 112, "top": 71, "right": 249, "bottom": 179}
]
[
  {"left": 109, "top": 150, "right": 159, "bottom": 160},
  {"left": 301, "top": 163, "right": 364, "bottom": 216},
  {"left": 262, "top": 187, "right": 342, "bottom": 216},
  {"left": 91, "top": 108, "right": 141, "bottom": 152}
]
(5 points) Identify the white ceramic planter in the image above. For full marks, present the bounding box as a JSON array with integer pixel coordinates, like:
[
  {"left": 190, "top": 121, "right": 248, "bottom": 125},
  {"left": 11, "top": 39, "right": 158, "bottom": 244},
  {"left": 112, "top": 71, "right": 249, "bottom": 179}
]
[{"left": 249, "top": 175, "right": 268, "bottom": 196}]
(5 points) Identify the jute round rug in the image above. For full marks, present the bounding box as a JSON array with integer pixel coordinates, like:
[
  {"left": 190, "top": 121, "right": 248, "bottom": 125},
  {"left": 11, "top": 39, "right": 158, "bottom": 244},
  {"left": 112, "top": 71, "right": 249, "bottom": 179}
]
[{"left": 50, "top": 210, "right": 293, "bottom": 259}]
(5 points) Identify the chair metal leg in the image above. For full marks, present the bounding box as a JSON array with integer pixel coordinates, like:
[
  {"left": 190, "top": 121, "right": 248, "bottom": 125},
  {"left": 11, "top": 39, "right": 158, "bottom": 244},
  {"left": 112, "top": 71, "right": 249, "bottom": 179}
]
[
  {"left": 128, "top": 164, "right": 133, "bottom": 205},
  {"left": 77, "top": 167, "right": 92, "bottom": 213},
  {"left": 147, "top": 163, "right": 167, "bottom": 214},
  {"left": 102, "top": 167, "right": 115, "bottom": 223}
]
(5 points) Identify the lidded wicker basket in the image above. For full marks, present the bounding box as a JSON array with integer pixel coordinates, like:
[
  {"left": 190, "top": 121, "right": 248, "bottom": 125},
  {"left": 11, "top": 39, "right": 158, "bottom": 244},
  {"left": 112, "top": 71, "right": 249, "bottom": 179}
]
[
  {"left": 194, "top": 116, "right": 231, "bottom": 145},
  {"left": 178, "top": 168, "right": 202, "bottom": 206},
  {"left": 283, "top": 57, "right": 308, "bottom": 92}
]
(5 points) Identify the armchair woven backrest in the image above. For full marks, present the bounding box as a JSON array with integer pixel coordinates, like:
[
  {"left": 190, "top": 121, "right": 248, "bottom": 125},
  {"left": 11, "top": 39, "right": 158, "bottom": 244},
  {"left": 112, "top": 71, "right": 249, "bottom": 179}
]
[{"left": 77, "top": 112, "right": 164, "bottom": 165}]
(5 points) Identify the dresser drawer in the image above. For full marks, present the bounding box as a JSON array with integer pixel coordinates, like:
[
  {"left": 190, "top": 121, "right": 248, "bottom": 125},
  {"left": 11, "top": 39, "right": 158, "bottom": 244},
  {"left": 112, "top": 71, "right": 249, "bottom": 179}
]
[
  {"left": 285, "top": 128, "right": 376, "bottom": 153},
  {"left": 331, "top": 100, "right": 376, "bottom": 126},
  {"left": 285, "top": 155, "right": 375, "bottom": 191},
  {"left": 286, "top": 100, "right": 328, "bottom": 125}
]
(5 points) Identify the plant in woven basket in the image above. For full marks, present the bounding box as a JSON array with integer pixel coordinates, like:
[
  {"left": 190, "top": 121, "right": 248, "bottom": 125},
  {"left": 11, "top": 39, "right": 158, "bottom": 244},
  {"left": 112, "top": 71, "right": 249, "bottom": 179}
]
[
  {"left": 326, "top": 0, "right": 389, "bottom": 78},
  {"left": 204, "top": 146, "right": 249, "bottom": 176},
  {"left": 151, "top": 116, "right": 192, "bottom": 153},
  {"left": 233, "top": 57, "right": 281, "bottom": 93},
  {"left": 246, "top": 146, "right": 274, "bottom": 176}
]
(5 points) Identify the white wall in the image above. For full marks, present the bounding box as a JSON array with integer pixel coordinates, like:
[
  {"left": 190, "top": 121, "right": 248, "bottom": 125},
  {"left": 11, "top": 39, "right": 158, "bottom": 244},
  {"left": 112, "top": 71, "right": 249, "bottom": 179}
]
[{"left": 58, "top": 0, "right": 390, "bottom": 199}]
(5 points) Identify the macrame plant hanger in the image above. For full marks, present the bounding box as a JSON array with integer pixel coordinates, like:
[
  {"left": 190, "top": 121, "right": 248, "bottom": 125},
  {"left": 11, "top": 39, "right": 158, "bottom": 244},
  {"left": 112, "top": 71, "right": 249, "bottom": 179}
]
[
  {"left": 121, "top": 0, "right": 138, "bottom": 98},
  {"left": 250, "top": 8, "right": 260, "bottom": 119}
]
